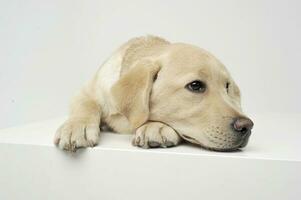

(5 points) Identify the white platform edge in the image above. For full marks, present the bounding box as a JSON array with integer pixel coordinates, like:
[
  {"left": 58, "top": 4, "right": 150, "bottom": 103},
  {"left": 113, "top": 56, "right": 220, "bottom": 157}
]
[{"left": 0, "top": 114, "right": 301, "bottom": 200}]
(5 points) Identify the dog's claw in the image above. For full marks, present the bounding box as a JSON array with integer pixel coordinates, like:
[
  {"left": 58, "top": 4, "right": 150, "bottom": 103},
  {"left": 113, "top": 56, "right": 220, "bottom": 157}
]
[
  {"left": 165, "top": 141, "right": 175, "bottom": 147},
  {"left": 148, "top": 141, "right": 160, "bottom": 147}
]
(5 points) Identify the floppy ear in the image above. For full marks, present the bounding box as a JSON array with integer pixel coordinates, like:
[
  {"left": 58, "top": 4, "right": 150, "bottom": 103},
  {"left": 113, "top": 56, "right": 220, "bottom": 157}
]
[{"left": 111, "top": 60, "right": 160, "bottom": 129}]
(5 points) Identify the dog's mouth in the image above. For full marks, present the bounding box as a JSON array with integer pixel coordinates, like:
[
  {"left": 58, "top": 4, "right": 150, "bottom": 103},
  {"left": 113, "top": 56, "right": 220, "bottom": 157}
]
[
  {"left": 181, "top": 131, "right": 251, "bottom": 152},
  {"left": 181, "top": 134, "right": 200, "bottom": 144}
]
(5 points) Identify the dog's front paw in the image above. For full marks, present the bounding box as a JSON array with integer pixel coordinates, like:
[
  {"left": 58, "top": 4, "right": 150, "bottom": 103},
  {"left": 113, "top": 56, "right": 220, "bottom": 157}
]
[
  {"left": 132, "top": 122, "right": 181, "bottom": 148},
  {"left": 54, "top": 119, "right": 100, "bottom": 152}
]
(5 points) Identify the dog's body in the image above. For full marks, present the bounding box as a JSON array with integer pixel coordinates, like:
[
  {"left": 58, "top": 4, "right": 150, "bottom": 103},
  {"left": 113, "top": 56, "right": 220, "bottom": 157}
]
[{"left": 54, "top": 36, "right": 253, "bottom": 152}]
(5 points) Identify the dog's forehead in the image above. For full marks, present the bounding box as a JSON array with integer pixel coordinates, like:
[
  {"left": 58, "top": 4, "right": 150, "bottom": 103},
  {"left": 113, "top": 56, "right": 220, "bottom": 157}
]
[{"left": 165, "top": 43, "right": 229, "bottom": 79}]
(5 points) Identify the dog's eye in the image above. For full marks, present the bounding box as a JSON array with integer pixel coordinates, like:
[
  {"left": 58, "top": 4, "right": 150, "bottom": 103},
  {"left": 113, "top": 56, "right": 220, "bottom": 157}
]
[
  {"left": 186, "top": 80, "right": 206, "bottom": 93},
  {"left": 226, "top": 82, "right": 230, "bottom": 93}
]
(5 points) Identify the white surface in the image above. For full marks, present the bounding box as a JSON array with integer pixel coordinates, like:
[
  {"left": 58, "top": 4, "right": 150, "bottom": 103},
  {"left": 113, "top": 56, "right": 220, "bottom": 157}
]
[
  {"left": 0, "top": 114, "right": 300, "bottom": 161},
  {"left": 1, "top": 0, "right": 301, "bottom": 128},
  {"left": 0, "top": 114, "right": 300, "bottom": 200}
]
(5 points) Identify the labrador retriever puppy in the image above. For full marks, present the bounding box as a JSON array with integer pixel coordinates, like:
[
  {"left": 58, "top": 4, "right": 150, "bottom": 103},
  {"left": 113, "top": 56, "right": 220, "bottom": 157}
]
[{"left": 54, "top": 36, "right": 254, "bottom": 152}]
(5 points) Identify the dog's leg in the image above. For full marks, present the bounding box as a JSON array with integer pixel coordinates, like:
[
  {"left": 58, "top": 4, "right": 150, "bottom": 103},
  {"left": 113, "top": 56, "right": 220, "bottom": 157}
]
[
  {"left": 132, "top": 122, "right": 182, "bottom": 148},
  {"left": 54, "top": 88, "right": 101, "bottom": 151}
]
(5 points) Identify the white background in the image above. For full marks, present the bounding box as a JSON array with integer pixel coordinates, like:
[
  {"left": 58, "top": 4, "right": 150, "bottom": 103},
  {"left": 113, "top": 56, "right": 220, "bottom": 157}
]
[{"left": 1, "top": 0, "right": 300, "bottom": 128}]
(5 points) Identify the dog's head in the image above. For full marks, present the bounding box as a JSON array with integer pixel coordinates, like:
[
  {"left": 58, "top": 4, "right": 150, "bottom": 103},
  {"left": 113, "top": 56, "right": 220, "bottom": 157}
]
[{"left": 112, "top": 41, "right": 253, "bottom": 151}]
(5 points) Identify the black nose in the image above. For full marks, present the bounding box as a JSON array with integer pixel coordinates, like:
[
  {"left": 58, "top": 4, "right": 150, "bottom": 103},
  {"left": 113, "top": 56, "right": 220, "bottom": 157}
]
[{"left": 233, "top": 117, "right": 254, "bottom": 134}]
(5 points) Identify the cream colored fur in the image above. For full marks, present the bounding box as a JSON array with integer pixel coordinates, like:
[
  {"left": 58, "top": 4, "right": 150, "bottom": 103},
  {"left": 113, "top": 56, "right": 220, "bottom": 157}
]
[{"left": 54, "top": 36, "right": 252, "bottom": 151}]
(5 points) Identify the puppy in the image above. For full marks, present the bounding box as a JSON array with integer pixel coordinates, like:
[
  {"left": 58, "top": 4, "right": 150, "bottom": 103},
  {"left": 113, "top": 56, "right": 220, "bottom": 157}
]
[{"left": 54, "top": 36, "right": 254, "bottom": 152}]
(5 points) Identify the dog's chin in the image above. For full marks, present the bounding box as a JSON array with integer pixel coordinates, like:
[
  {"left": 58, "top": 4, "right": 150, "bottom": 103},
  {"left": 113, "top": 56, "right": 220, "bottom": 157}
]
[
  {"left": 204, "top": 131, "right": 252, "bottom": 152},
  {"left": 199, "top": 143, "right": 243, "bottom": 152},
  {"left": 181, "top": 131, "right": 251, "bottom": 152}
]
